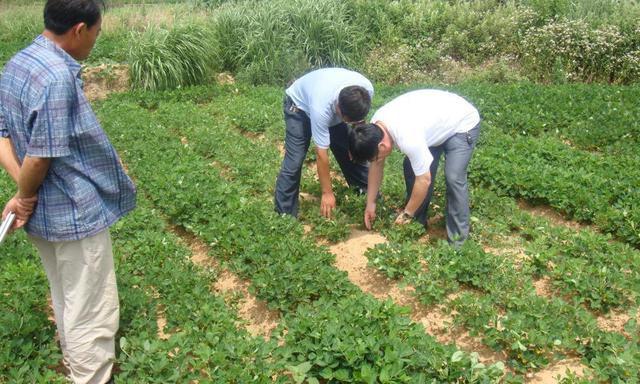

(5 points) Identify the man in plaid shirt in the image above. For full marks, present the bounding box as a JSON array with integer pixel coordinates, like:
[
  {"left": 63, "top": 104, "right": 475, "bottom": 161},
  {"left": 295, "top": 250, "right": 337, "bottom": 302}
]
[{"left": 0, "top": 1, "right": 135, "bottom": 383}]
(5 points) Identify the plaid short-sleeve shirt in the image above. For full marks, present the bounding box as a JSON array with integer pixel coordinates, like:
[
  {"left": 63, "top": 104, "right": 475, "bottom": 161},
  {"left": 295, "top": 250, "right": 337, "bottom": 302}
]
[{"left": 0, "top": 35, "right": 136, "bottom": 241}]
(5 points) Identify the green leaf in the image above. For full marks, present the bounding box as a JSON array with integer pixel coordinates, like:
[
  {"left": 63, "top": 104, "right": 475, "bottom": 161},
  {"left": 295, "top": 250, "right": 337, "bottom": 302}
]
[{"left": 451, "top": 350, "right": 465, "bottom": 363}]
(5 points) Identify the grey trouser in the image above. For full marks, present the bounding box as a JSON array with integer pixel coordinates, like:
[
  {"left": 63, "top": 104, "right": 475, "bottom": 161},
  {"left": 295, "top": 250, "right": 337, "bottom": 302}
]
[
  {"left": 30, "top": 230, "right": 118, "bottom": 384},
  {"left": 403, "top": 124, "right": 481, "bottom": 246},
  {"left": 274, "top": 96, "right": 369, "bottom": 217}
]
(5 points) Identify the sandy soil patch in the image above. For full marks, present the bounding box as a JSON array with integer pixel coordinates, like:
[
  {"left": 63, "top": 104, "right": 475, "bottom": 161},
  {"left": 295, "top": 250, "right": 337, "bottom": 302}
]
[
  {"left": 213, "top": 271, "right": 280, "bottom": 339},
  {"left": 597, "top": 309, "right": 638, "bottom": 338},
  {"left": 156, "top": 303, "right": 170, "bottom": 340},
  {"left": 533, "top": 276, "right": 554, "bottom": 298},
  {"left": 525, "top": 358, "right": 588, "bottom": 383},
  {"left": 83, "top": 64, "right": 129, "bottom": 102}
]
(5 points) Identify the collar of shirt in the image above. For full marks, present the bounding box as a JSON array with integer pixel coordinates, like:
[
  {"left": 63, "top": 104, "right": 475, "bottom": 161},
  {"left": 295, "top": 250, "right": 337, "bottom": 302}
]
[{"left": 33, "top": 34, "right": 82, "bottom": 80}]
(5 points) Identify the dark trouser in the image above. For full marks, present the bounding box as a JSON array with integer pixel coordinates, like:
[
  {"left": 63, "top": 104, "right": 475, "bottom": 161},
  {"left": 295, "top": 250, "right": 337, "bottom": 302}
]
[
  {"left": 274, "top": 96, "right": 369, "bottom": 217},
  {"left": 403, "top": 124, "right": 481, "bottom": 246}
]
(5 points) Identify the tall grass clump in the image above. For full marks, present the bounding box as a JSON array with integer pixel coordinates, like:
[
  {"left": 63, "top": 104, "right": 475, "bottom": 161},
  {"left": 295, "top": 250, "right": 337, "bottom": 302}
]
[
  {"left": 128, "top": 25, "right": 219, "bottom": 91},
  {"left": 211, "top": 0, "right": 365, "bottom": 85}
]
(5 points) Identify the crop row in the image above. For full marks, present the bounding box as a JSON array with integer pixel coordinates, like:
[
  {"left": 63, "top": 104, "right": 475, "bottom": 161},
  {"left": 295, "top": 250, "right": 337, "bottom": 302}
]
[
  {"left": 469, "top": 126, "right": 639, "bottom": 248},
  {"left": 452, "top": 83, "right": 640, "bottom": 154},
  {"left": 97, "top": 94, "right": 505, "bottom": 382},
  {"left": 366, "top": 187, "right": 640, "bottom": 382},
  {"left": 451, "top": 83, "right": 640, "bottom": 248},
  {"left": 1, "top": 169, "right": 281, "bottom": 381},
  {"left": 122, "top": 83, "right": 640, "bottom": 382},
  {"left": 110, "top": 83, "right": 640, "bottom": 317},
  {"left": 195, "top": 83, "right": 640, "bottom": 250}
]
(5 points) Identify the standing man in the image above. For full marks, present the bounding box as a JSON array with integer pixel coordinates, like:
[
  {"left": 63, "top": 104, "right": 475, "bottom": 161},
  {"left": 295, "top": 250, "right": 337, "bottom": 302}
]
[
  {"left": 274, "top": 67, "right": 373, "bottom": 218},
  {"left": 348, "top": 89, "right": 481, "bottom": 246},
  {"left": 0, "top": 1, "right": 135, "bottom": 383}
]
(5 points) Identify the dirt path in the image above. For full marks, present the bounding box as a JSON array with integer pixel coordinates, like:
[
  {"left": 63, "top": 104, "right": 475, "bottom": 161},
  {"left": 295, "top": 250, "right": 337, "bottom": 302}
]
[
  {"left": 170, "top": 226, "right": 280, "bottom": 339},
  {"left": 517, "top": 200, "right": 591, "bottom": 232},
  {"left": 328, "top": 229, "right": 508, "bottom": 366},
  {"left": 525, "top": 358, "right": 587, "bottom": 383}
]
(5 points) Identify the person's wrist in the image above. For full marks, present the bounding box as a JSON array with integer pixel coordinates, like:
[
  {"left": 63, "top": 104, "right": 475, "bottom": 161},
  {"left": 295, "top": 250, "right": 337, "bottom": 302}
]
[
  {"left": 17, "top": 191, "right": 36, "bottom": 200},
  {"left": 401, "top": 210, "right": 413, "bottom": 219}
]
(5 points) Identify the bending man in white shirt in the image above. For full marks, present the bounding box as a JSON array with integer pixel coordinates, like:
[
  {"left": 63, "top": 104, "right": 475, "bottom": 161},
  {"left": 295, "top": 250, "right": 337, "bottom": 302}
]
[
  {"left": 348, "top": 89, "right": 481, "bottom": 246},
  {"left": 275, "top": 68, "right": 374, "bottom": 218}
]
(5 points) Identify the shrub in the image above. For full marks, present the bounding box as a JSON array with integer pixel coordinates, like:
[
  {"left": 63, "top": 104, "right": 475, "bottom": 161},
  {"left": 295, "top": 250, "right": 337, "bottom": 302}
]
[{"left": 520, "top": 19, "right": 640, "bottom": 83}]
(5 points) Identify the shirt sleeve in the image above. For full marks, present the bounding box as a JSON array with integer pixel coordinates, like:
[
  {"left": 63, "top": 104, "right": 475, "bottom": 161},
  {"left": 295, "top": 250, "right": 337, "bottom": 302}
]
[
  {"left": 309, "top": 105, "right": 333, "bottom": 150},
  {"left": 26, "top": 80, "right": 74, "bottom": 158},
  {"left": 0, "top": 111, "right": 8, "bottom": 138},
  {"left": 404, "top": 141, "right": 433, "bottom": 177}
]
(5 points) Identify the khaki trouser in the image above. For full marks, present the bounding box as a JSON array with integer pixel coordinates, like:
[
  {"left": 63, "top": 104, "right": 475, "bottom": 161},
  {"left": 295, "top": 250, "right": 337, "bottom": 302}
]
[{"left": 30, "top": 230, "right": 119, "bottom": 384}]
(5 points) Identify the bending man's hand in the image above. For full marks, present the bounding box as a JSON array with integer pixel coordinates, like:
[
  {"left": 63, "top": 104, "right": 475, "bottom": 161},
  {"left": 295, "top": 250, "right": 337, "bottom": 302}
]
[
  {"left": 364, "top": 202, "right": 376, "bottom": 230},
  {"left": 394, "top": 211, "right": 412, "bottom": 226},
  {"left": 3, "top": 194, "right": 38, "bottom": 232},
  {"left": 320, "top": 191, "right": 336, "bottom": 219}
]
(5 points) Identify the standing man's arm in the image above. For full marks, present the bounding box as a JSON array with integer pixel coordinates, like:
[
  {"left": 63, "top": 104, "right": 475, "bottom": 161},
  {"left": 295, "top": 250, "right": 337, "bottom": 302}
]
[
  {"left": 0, "top": 137, "right": 20, "bottom": 183},
  {"left": 17, "top": 156, "right": 50, "bottom": 198},
  {"left": 364, "top": 158, "right": 385, "bottom": 230},
  {"left": 2, "top": 156, "right": 47, "bottom": 230},
  {"left": 316, "top": 147, "right": 335, "bottom": 218},
  {"left": 0, "top": 118, "right": 39, "bottom": 230}
]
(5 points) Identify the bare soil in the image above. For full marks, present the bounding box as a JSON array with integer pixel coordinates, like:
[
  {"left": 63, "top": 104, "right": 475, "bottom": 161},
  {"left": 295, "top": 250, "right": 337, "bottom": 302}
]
[
  {"left": 156, "top": 303, "right": 170, "bottom": 340},
  {"left": 82, "top": 64, "right": 129, "bottom": 102},
  {"left": 525, "top": 358, "right": 588, "bottom": 383},
  {"left": 597, "top": 309, "right": 638, "bottom": 338},
  {"left": 213, "top": 270, "right": 280, "bottom": 339},
  {"left": 533, "top": 276, "right": 554, "bottom": 298}
]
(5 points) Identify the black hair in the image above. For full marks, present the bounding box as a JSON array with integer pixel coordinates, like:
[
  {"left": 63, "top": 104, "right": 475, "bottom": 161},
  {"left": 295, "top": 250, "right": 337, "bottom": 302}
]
[
  {"left": 348, "top": 123, "right": 384, "bottom": 164},
  {"left": 338, "top": 85, "right": 371, "bottom": 122},
  {"left": 44, "top": 0, "right": 106, "bottom": 35}
]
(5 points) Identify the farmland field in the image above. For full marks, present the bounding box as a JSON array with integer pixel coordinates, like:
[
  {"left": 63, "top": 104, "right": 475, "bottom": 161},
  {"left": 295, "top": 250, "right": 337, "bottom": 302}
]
[{"left": 1, "top": 1, "right": 640, "bottom": 383}]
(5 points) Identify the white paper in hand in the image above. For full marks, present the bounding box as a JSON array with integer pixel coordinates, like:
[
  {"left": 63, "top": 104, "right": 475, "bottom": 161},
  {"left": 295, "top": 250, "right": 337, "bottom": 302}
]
[{"left": 0, "top": 212, "right": 16, "bottom": 245}]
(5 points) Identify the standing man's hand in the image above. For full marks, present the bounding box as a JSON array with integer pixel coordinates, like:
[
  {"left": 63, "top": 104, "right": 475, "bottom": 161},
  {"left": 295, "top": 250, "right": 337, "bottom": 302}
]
[
  {"left": 320, "top": 191, "right": 336, "bottom": 218},
  {"left": 3, "top": 194, "right": 37, "bottom": 231},
  {"left": 364, "top": 202, "right": 376, "bottom": 230}
]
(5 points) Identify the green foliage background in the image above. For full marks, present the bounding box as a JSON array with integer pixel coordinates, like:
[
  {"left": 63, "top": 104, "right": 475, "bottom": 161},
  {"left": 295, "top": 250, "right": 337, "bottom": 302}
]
[{"left": 3, "top": 0, "right": 638, "bottom": 89}]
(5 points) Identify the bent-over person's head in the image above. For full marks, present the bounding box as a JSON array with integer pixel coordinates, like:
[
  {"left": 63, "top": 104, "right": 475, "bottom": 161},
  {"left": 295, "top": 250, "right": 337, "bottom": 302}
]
[
  {"left": 338, "top": 86, "right": 371, "bottom": 123},
  {"left": 348, "top": 123, "right": 384, "bottom": 164},
  {"left": 44, "top": 0, "right": 105, "bottom": 60}
]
